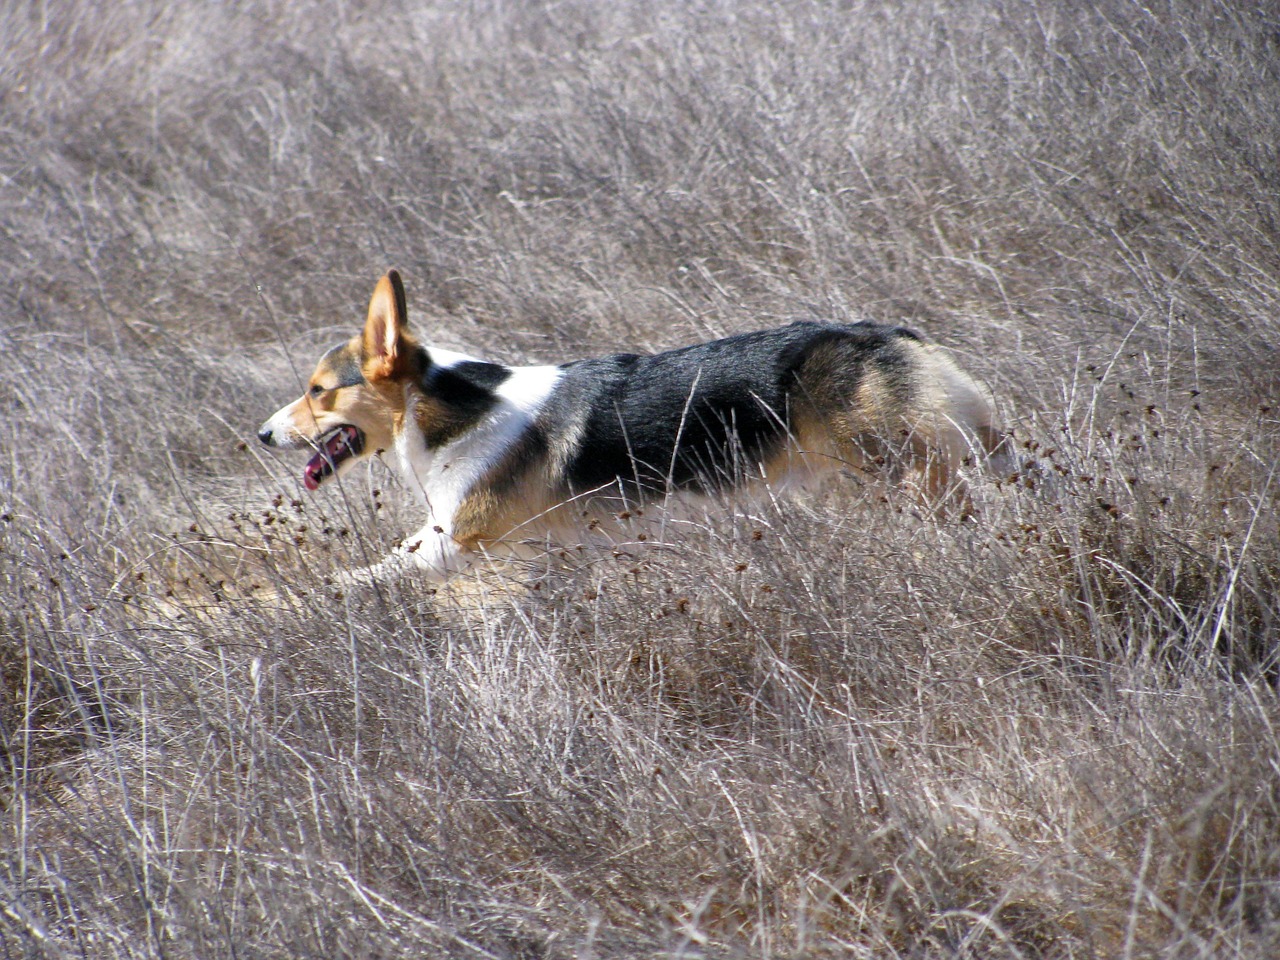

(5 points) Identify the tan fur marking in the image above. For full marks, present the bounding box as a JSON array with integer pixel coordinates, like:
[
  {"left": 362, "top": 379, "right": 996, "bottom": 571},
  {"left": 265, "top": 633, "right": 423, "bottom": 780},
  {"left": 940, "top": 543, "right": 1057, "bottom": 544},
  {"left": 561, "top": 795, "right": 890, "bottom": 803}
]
[
  {"left": 362, "top": 272, "right": 406, "bottom": 381},
  {"left": 451, "top": 483, "right": 560, "bottom": 551},
  {"left": 783, "top": 334, "right": 997, "bottom": 512},
  {"left": 274, "top": 336, "right": 404, "bottom": 456}
]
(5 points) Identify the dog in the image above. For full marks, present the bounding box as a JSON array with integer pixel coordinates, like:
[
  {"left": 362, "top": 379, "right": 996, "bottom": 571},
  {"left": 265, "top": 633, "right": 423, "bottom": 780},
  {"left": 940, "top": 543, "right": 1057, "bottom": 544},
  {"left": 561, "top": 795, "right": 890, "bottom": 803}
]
[{"left": 258, "top": 270, "right": 1004, "bottom": 583}]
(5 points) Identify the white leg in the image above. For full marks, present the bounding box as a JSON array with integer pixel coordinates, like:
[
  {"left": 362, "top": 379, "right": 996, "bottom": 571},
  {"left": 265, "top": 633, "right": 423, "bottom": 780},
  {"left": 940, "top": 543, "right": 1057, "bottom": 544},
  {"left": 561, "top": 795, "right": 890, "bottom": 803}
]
[{"left": 342, "top": 523, "right": 473, "bottom": 587}]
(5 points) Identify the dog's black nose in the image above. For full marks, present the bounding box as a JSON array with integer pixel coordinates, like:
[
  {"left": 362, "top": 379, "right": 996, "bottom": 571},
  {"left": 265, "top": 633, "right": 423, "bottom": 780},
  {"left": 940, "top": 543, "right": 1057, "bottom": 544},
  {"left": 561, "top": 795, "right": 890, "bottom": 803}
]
[{"left": 258, "top": 427, "right": 275, "bottom": 446}]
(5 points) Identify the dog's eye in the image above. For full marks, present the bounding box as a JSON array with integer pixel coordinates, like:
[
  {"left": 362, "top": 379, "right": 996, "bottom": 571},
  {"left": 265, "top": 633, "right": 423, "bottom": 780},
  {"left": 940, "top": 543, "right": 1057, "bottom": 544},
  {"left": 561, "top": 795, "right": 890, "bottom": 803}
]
[{"left": 309, "top": 384, "right": 326, "bottom": 397}]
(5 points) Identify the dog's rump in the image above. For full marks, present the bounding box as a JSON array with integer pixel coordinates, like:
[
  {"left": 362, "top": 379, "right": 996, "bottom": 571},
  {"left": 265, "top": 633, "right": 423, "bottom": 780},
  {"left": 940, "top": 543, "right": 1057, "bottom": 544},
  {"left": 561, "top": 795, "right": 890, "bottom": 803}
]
[{"left": 537, "top": 320, "right": 928, "bottom": 498}]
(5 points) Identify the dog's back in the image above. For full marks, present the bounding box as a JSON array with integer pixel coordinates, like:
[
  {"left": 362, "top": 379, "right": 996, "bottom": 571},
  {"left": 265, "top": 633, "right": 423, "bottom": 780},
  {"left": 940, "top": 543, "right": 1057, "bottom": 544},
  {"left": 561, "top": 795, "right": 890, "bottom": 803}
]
[{"left": 522, "top": 320, "right": 999, "bottom": 507}]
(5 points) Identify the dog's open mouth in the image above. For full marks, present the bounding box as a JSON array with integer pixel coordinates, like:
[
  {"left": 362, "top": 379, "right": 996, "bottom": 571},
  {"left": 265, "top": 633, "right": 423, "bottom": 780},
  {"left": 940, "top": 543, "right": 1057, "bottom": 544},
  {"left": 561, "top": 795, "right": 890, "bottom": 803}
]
[{"left": 303, "top": 425, "right": 365, "bottom": 490}]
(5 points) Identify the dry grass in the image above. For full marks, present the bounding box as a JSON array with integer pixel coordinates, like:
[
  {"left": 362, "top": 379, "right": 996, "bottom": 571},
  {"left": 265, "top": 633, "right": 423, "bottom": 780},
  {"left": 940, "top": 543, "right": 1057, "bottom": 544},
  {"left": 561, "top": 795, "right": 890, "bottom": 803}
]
[{"left": 3, "top": 0, "right": 1279, "bottom": 956}]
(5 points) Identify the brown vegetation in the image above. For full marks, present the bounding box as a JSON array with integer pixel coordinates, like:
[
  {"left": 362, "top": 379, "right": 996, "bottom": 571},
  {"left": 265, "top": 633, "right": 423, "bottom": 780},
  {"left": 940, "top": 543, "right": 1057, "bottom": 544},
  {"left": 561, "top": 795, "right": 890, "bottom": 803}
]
[{"left": 2, "top": 1, "right": 1278, "bottom": 956}]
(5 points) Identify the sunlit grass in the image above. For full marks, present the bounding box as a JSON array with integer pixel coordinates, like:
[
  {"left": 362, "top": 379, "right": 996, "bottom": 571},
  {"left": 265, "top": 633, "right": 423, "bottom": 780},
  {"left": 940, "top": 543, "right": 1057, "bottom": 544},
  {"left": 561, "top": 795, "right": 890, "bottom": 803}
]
[{"left": 2, "top": 1, "right": 1278, "bottom": 956}]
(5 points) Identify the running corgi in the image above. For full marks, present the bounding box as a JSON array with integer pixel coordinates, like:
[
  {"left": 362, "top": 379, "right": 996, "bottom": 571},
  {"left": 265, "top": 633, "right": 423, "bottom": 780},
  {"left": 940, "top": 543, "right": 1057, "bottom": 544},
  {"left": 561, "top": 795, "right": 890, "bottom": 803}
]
[{"left": 259, "top": 271, "right": 1004, "bottom": 582}]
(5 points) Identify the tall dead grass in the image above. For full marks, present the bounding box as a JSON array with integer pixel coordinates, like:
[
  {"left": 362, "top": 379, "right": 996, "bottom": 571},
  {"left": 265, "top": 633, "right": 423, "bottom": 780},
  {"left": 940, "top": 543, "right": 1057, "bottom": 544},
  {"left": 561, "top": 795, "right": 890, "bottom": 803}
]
[{"left": 3, "top": 0, "right": 1279, "bottom": 956}]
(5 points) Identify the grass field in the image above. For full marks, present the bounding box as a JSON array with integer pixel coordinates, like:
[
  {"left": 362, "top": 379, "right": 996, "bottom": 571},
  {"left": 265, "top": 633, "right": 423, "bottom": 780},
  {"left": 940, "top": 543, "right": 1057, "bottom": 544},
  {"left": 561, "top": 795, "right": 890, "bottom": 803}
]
[{"left": 3, "top": 1, "right": 1279, "bottom": 956}]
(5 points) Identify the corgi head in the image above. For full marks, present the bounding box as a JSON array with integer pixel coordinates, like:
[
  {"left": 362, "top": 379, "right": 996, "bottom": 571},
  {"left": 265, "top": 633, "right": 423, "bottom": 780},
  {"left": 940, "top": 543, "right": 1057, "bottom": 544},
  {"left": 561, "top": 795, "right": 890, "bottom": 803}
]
[{"left": 258, "top": 270, "right": 417, "bottom": 490}]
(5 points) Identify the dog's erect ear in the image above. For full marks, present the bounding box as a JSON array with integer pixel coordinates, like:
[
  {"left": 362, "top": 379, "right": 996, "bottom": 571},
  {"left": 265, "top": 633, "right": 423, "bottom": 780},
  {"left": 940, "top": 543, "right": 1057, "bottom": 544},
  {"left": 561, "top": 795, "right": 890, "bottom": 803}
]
[{"left": 363, "top": 270, "right": 408, "bottom": 379}]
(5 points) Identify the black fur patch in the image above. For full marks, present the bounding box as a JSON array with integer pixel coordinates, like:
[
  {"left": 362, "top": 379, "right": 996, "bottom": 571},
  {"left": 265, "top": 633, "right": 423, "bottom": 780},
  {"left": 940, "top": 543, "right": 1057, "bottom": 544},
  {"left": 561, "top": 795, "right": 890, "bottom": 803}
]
[
  {"left": 419, "top": 357, "right": 511, "bottom": 449},
  {"left": 320, "top": 344, "right": 366, "bottom": 388},
  {"left": 335, "top": 354, "right": 365, "bottom": 389},
  {"left": 447, "top": 360, "right": 512, "bottom": 392},
  {"left": 549, "top": 321, "right": 909, "bottom": 498}
]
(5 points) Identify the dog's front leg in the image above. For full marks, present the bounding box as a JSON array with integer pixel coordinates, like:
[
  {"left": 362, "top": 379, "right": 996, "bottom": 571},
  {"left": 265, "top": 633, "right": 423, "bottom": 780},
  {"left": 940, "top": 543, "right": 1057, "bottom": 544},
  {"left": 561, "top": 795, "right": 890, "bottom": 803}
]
[{"left": 342, "top": 523, "right": 473, "bottom": 587}]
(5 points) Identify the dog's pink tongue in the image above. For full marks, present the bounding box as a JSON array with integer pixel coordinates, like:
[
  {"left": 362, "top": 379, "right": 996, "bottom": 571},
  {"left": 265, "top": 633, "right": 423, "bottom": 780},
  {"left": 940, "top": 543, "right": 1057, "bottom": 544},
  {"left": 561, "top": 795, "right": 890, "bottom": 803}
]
[
  {"left": 302, "top": 427, "right": 357, "bottom": 490},
  {"left": 303, "top": 454, "right": 325, "bottom": 490}
]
